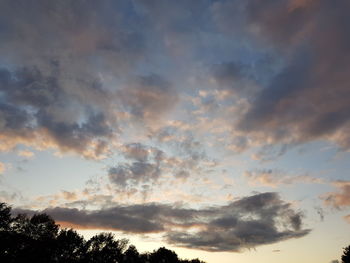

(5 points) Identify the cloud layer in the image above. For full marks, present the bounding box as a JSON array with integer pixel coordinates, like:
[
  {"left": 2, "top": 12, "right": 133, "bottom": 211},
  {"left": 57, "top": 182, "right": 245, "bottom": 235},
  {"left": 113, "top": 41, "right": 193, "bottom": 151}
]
[
  {"left": 1, "top": 0, "right": 350, "bottom": 159},
  {"left": 15, "top": 192, "right": 310, "bottom": 252},
  {"left": 214, "top": 0, "right": 350, "bottom": 150}
]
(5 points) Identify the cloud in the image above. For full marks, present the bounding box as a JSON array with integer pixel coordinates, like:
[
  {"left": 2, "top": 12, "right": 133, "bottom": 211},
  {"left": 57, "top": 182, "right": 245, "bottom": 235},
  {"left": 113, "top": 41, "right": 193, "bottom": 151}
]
[
  {"left": 0, "top": 0, "right": 139, "bottom": 158},
  {"left": 117, "top": 74, "right": 178, "bottom": 122},
  {"left": 0, "top": 66, "right": 115, "bottom": 159},
  {"left": 344, "top": 215, "right": 350, "bottom": 224},
  {"left": 0, "top": 0, "right": 145, "bottom": 72},
  {"left": 1, "top": 0, "right": 350, "bottom": 161},
  {"left": 108, "top": 138, "right": 212, "bottom": 194},
  {"left": 210, "top": 62, "right": 258, "bottom": 97},
  {"left": 0, "top": 1, "right": 181, "bottom": 159},
  {"left": 244, "top": 169, "right": 323, "bottom": 187},
  {"left": 315, "top": 206, "right": 324, "bottom": 222},
  {"left": 108, "top": 143, "right": 164, "bottom": 190},
  {"left": 212, "top": 0, "right": 350, "bottom": 151},
  {"left": 15, "top": 192, "right": 310, "bottom": 252},
  {"left": 17, "top": 150, "right": 35, "bottom": 158},
  {"left": 322, "top": 181, "right": 350, "bottom": 224},
  {"left": 0, "top": 162, "right": 5, "bottom": 174},
  {"left": 0, "top": 190, "right": 21, "bottom": 203},
  {"left": 109, "top": 162, "right": 161, "bottom": 189},
  {"left": 323, "top": 181, "right": 350, "bottom": 208}
]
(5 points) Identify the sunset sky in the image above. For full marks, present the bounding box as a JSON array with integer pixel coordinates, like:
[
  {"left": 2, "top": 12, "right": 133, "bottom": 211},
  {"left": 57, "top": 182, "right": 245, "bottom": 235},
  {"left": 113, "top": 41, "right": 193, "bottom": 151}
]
[{"left": 0, "top": 0, "right": 350, "bottom": 262}]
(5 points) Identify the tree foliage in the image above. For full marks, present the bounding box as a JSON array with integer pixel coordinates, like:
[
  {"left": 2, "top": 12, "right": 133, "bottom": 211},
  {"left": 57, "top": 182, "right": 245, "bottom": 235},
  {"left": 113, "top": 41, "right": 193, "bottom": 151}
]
[
  {"left": 342, "top": 245, "right": 350, "bottom": 263},
  {"left": 0, "top": 202, "right": 205, "bottom": 263}
]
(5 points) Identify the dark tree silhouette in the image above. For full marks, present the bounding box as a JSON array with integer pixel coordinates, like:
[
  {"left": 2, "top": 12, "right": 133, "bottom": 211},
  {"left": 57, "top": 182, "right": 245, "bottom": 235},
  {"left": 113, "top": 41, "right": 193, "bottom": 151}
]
[
  {"left": 0, "top": 203, "right": 11, "bottom": 230},
  {"left": 123, "top": 245, "right": 142, "bottom": 263},
  {"left": 83, "top": 233, "right": 128, "bottom": 263},
  {"left": 55, "top": 229, "right": 85, "bottom": 263},
  {"left": 0, "top": 202, "right": 207, "bottom": 263},
  {"left": 342, "top": 245, "right": 350, "bottom": 263},
  {"left": 149, "top": 247, "right": 179, "bottom": 263}
]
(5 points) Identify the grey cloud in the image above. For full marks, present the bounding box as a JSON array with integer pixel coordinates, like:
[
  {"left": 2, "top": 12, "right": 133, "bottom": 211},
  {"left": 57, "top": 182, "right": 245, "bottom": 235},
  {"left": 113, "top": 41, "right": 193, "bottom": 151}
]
[
  {"left": 213, "top": 0, "right": 350, "bottom": 151},
  {"left": 0, "top": 190, "right": 21, "bottom": 203},
  {"left": 117, "top": 74, "right": 178, "bottom": 121},
  {"left": 211, "top": 62, "right": 258, "bottom": 96},
  {"left": 46, "top": 205, "right": 164, "bottom": 233},
  {"left": 315, "top": 206, "right": 324, "bottom": 221},
  {"left": 166, "top": 193, "right": 309, "bottom": 252},
  {"left": 108, "top": 162, "right": 161, "bottom": 189},
  {"left": 133, "top": 0, "right": 212, "bottom": 57},
  {"left": 0, "top": 65, "right": 178, "bottom": 158},
  {"left": 0, "top": 1, "right": 183, "bottom": 158},
  {"left": 16, "top": 192, "right": 310, "bottom": 252},
  {"left": 122, "top": 143, "right": 153, "bottom": 162},
  {"left": 0, "top": 66, "right": 115, "bottom": 158},
  {"left": 108, "top": 139, "right": 210, "bottom": 191},
  {"left": 108, "top": 143, "right": 164, "bottom": 190},
  {"left": 0, "top": 0, "right": 146, "bottom": 157},
  {"left": 0, "top": 0, "right": 145, "bottom": 72}
]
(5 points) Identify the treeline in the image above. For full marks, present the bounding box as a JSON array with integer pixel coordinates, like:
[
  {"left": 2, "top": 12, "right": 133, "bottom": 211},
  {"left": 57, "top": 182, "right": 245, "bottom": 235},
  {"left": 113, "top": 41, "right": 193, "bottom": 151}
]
[{"left": 0, "top": 203, "right": 205, "bottom": 263}]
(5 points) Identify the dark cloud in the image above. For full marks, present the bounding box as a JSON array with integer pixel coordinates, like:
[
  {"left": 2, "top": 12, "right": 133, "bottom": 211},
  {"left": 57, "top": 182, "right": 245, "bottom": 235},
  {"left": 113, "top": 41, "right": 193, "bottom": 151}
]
[
  {"left": 0, "top": 1, "right": 182, "bottom": 158},
  {"left": 0, "top": 65, "right": 115, "bottom": 159},
  {"left": 15, "top": 192, "right": 310, "bottom": 252},
  {"left": 0, "top": 0, "right": 145, "bottom": 71},
  {"left": 211, "top": 62, "right": 258, "bottom": 96},
  {"left": 134, "top": 0, "right": 213, "bottom": 58},
  {"left": 108, "top": 143, "right": 164, "bottom": 190},
  {"left": 0, "top": 0, "right": 137, "bottom": 157},
  {"left": 0, "top": 0, "right": 185, "bottom": 159},
  {"left": 1, "top": 0, "right": 350, "bottom": 158},
  {"left": 213, "top": 0, "right": 350, "bottom": 151},
  {"left": 108, "top": 162, "right": 161, "bottom": 189},
  {"left": 108, "top": 138, "right": 211, "bottom": 192}
]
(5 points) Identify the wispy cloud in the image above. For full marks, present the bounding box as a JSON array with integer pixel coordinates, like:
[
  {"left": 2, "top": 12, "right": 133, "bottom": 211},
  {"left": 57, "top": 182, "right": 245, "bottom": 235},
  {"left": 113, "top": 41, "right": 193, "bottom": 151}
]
[
  {"left": 322, "top": 180, "right": 350, "bottom": 223},
  {"left": 244, "top": 169, "right": 323, "bottom": 187}
]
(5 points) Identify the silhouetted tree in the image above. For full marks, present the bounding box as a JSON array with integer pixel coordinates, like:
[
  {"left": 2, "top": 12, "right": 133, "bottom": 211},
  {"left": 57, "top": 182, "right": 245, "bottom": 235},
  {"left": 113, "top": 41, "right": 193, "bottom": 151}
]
[
  {"left": 83, "top": 233, "right": 128, "bottom": 263},
  {"left": 149, "top": 247, "right": 179, "bottom": 263},
  {"left": 342, "top": 245, "right": 350, "bottom": 263},
  {"left": 123, "top": 245, "right": 142, "bottom": 263},
  {"left": 0, "top": 203, "right": 11, "bottom": 230},
  {"left": 55, "top": 229, "right": 85, "bottom": 263}
]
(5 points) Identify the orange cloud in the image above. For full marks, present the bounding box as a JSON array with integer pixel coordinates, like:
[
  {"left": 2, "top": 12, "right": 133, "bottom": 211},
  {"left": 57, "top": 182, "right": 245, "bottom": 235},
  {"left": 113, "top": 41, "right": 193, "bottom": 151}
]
[
  {"left": 323, "top": 181, "right": 350, "bottom": 208},
  {"left": 18, "top": 150, "right": 35, "bottom": 158}
]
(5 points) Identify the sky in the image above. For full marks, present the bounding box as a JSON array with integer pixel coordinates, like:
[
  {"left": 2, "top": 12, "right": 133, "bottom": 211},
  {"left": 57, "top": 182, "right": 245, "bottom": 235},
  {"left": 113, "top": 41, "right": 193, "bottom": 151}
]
[{"left": 0, "top": 0, "right": 350, "bottom": 262}]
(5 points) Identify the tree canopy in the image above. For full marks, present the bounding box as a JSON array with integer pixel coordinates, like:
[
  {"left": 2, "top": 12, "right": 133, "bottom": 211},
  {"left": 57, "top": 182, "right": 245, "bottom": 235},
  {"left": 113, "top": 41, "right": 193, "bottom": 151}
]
[
  {"left": 342, "top": 245, "right": 350, "bottom": 263},
  {"left": 0, "top": 202, "right": 205, "bottom": 263}
]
